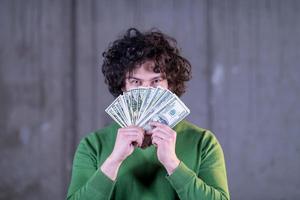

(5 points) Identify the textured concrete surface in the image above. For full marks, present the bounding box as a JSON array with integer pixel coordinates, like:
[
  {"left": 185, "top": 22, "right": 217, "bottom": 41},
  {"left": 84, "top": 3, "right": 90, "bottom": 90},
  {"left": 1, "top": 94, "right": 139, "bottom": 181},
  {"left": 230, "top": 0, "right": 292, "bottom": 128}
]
[{"left": 0, "top": 0, "right": 299, "bottom": 199}]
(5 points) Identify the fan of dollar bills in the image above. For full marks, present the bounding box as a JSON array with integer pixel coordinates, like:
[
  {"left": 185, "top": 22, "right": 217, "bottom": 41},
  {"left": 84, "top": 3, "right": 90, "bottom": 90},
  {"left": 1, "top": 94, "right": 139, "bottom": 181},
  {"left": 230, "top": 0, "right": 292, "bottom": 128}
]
[{"left": 105, "top": 87, "right": 190, "bottom": 131}]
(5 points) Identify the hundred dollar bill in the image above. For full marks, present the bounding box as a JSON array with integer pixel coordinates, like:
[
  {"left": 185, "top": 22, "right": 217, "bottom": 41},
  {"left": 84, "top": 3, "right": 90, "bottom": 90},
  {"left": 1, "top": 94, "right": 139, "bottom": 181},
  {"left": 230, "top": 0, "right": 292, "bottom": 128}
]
[
  {"left": 137, "top": 88, "right": 174, "bottom": 125},
  {"left": 106, "top": 87, "right": 190, "bottom": 130},
  {"left": 140, "top": 95, "right": 190, "bottom": 131},
  {"left": 118, "top": 95, "right": 132, "bottom": 125},
  {"left": 136, "top": 87, "right": 149, "bottom": 123},
  {"left": 128, "top": 89, "right": 140, "bottom": 124},
  {"left": 105, "top": 96, "right": 128, "bottom": 126},
  {"left": 137, "top": 87, "right": 157, "bottom": 120},
  {"left": 105, "top": 106, "right": 127, "bottom": 127},
  {"left": 137, "top": 87, "right": 169, "bottom": 124},
  {"left": 124, "top": 87, "right": 151, "bottom": 125},
  {"left": 123, "top": 92, "right": 133, "bottom": 125},
  {"left": 137, "top": 87, "right": 158, "bottom": 121},
  {"left": 114, "top": 99, "right": 129, "bottom": 125}
]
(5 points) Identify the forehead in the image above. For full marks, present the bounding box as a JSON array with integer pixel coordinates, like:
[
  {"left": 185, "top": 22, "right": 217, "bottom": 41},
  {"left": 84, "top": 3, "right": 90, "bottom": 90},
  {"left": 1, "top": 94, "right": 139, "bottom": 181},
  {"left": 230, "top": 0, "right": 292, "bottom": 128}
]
[{"left": 128, "top": 60, "right": 162, "bottom": 78}]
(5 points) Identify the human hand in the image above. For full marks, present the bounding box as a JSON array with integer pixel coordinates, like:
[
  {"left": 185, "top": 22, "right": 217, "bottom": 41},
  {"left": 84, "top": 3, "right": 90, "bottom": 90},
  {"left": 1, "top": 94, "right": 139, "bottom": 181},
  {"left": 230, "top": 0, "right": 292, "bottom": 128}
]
[
  {"left": 110, "top": 126, "right": 145, "bottom": 162},
  {"left": 101, "top": 126, "right": 144, "bottom": 180},
  {"left": 148, "top": 121, "right": 180, "bottom": 175}
]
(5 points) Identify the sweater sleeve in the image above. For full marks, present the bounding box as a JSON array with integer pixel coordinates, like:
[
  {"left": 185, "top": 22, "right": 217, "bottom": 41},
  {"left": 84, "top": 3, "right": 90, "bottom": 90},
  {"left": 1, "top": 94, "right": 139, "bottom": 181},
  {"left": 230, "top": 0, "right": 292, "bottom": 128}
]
[
  {"left": 166, "top": 131, "right": 230, "bottom": 200},
  {"left": 66, "top": 138, "right": 116, "bottom": 200}
]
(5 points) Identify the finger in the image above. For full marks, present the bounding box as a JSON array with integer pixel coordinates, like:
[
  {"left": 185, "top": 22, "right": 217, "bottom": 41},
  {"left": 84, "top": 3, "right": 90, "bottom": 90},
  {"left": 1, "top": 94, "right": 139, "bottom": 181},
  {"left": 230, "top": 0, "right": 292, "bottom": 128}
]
[
  {"left": 120, "top": 129, "right": 145, "bottom": 138},
  {"left": 121, "top": 130, "right": 144, "bottom": 137},
  {"left": 152, "top": 131, "right": 169, "bottom": 140},
  {"left": 150, "top": 121, "right": 174, "bottom": 132},
  {"left": 151, "top": 134, "right": 165, "bottom": 142},
  {"left": 120, "top": 127, "right": 145, "bottom": 133},
  {"left": 120, "top": 124, "right": 143, "bottom": 129},
  {"left": 136, "top": 133, "right": 143, "bottom": 147},
  {"left": 125, "top": 135, "right": 140, "bottom": 145},
  {"left": 153, "top": 127, "right": 175, "bottom": 139},
  {"left": 149, "top": 121, "right": 169, "bottom": 128},
  {"left": 151, "top": 136, "right": 162, "bottom": 147},
  {"left": 126, "top": 133, "right": 143, "bottom": 147},
  {"left": 127, "top": 129, "right": 145, "bottom": 142}
]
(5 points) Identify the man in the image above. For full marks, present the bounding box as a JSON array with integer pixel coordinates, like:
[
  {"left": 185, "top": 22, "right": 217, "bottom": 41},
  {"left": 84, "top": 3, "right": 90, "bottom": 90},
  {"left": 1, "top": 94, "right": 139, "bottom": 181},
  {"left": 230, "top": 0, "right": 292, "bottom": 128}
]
[{"left": 66, "top": 28, "right": 230, "bottom": 200}]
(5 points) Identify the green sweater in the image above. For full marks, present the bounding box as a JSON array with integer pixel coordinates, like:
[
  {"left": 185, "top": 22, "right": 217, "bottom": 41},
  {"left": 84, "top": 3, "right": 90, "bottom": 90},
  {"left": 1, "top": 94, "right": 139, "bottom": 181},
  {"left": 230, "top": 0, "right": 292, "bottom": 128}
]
[{"left": 66, "top": 120, "right": 230, "bottom": 200}]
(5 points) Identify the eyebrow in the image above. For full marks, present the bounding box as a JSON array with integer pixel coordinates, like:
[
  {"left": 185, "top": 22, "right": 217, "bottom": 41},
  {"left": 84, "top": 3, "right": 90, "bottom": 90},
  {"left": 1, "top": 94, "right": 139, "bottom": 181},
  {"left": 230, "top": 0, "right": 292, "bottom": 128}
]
[{"left": 127, "top": 75, "right": 163, "bottom": 81}]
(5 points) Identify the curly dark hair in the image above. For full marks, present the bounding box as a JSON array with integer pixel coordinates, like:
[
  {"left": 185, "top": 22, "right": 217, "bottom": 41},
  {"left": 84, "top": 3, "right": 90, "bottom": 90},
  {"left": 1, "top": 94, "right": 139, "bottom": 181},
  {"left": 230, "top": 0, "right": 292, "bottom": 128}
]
[{"left": 101, "top": 28, "right": 192, "bottom": 97}]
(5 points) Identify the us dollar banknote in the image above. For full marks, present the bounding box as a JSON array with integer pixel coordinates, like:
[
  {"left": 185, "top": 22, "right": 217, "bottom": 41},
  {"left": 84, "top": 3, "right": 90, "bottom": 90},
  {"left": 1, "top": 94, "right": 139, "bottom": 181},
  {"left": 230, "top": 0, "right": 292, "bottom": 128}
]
[{"left": 105, "top": 87, "right": 190, "bottom": 130}]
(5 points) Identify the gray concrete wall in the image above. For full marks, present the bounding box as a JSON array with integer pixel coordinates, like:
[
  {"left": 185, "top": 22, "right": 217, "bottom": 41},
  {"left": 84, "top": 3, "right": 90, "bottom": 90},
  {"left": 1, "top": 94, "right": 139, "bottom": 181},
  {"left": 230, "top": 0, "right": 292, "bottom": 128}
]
[{"left": 0, "top": 0, "right": 299, "bottom": 199}]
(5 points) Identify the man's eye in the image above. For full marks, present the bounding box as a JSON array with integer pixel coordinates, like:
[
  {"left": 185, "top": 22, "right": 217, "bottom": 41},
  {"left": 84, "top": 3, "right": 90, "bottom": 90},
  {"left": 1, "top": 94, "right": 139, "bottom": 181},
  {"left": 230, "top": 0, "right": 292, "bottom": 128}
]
[
  {"left": 153, "top": 79, "right": 161, "bottom": 84},
  {"left": 130, "top": 79, "right": 140, "bottom": 85}
]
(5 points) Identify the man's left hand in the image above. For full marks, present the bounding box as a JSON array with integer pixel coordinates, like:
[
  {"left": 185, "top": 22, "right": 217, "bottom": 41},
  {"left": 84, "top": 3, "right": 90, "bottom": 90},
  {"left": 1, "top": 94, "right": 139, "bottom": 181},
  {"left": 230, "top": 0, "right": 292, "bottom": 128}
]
[{"left": 147, "top": 121, "right": 180, "bottom": 175}]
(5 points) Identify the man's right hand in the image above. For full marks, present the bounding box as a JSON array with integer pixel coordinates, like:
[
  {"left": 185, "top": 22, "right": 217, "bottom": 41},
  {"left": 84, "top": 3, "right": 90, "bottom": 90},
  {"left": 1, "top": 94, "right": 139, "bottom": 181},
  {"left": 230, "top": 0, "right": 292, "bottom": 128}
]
[{"left": 100, "top": 126, "right": 145, "bottom": 180}]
